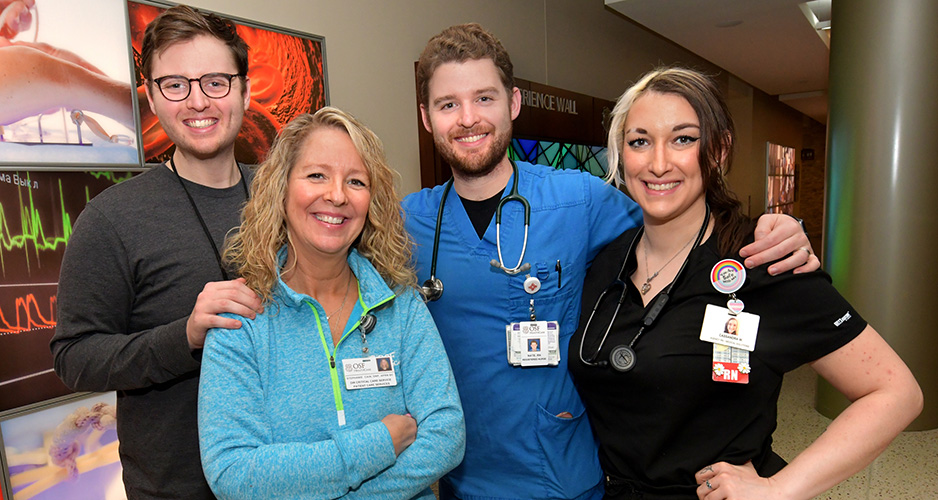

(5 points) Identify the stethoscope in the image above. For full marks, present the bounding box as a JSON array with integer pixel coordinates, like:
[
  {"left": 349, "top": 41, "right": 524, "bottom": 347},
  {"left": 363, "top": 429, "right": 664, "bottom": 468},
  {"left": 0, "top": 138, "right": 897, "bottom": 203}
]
[
  {"left": 420, "top": 159, "right": 531, "bottom": 301},
  {"left": 577, "top": 204, "right": 710, "bottom": 372}
]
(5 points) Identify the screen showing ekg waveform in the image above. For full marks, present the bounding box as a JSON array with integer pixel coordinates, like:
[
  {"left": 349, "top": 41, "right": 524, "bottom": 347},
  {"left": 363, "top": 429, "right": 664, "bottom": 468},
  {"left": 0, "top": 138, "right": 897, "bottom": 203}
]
[{"left": 0, "top": 171, "right": 133, "bottom": 412}]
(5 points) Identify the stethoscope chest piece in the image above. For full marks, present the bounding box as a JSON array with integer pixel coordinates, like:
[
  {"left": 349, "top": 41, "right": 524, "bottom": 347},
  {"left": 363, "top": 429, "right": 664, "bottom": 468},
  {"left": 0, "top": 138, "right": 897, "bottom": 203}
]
[
  {"left": 610, "top": 345, "right": 636, "bottom": 372},
  {"left": 420, "top": 277, "right": 443, "bottom": 302},
  {"left": 424, "top": 160, "right": 532, "bottom": 301}
]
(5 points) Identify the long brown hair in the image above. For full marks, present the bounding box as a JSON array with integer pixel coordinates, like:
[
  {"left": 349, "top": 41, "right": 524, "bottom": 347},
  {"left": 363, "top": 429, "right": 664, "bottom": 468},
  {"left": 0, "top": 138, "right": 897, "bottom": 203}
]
[{"left": 607, "top": 67, "right": 751, "bottom": 254}]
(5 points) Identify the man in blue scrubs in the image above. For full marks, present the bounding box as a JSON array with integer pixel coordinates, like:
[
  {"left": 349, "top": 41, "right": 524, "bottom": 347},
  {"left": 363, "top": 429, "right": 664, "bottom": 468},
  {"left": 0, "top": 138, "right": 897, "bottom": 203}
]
[{"left": 402, "top": 23, "right": 818, "bottom": 500}]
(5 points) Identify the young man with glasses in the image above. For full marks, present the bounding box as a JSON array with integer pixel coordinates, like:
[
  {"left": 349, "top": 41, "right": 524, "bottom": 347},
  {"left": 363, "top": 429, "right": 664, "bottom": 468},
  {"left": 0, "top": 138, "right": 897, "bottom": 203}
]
[{"left": 51, "top": 5, "right": 262, "bottom": 499}]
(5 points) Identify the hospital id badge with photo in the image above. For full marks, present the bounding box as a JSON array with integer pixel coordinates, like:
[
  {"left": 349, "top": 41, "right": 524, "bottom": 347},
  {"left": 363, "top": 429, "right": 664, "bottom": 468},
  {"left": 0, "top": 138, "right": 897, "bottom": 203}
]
[
  {"left": 342, "top": 355, "right": 397, "bottom": 390},
  {"left": 506, "top": 321, "right": 559, "bottom": 367},
  {"left": 699, "top": 304, "right": 760, "bottom": 351},
  {"left": 700, "top": 304, "right": 759, "bottom": 384}
]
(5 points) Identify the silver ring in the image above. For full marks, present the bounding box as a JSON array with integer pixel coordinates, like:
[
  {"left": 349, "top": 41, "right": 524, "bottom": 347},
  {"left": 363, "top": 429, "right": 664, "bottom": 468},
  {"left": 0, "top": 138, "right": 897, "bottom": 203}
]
[
  {"left": 799, "top": 247, "right": 811, "bottom": 256},
  {"left": 706, "top": 479, "right": 713, "bottom": 489}
]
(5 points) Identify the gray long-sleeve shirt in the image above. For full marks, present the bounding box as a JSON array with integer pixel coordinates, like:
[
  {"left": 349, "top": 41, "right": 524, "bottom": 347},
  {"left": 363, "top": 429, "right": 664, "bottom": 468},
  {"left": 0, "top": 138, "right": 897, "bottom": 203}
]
[{"left": 51, "top": 164, "right": 251, "bottom": 500}]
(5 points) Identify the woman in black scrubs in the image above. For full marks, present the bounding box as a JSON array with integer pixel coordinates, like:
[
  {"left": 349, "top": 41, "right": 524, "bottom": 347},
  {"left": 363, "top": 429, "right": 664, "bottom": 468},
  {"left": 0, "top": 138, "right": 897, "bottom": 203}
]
[{"left": 569, "top": 67, "right": 922, "bottom": 500}]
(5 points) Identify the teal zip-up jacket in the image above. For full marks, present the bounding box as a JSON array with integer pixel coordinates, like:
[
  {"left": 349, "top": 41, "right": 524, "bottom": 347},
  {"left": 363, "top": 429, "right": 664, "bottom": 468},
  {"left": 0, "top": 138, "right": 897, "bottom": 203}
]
[{"left": 198, "top": 248, "right": 465, "bottom": 499}]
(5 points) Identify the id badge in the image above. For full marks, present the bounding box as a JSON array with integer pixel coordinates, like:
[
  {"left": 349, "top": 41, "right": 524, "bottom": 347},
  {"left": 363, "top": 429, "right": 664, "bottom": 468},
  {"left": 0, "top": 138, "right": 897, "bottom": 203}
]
[
  {"left": 342, "top": 355, "right": 397, "bottom": 390},
  {"left": 699, "top": 304, "right": 760, "bottom": 351},
  {"left": 700, "top": 304, "right": 758, "bottom": 384},
  {"left": 506, "top": 321, "right": 560, "bottom": 366}
]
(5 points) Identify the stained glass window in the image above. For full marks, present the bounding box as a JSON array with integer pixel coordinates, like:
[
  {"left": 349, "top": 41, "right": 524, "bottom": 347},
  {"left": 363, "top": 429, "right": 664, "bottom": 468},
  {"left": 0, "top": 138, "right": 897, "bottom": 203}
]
[{"left": 509, "top": 138, "right": 609, "bottom": 179}]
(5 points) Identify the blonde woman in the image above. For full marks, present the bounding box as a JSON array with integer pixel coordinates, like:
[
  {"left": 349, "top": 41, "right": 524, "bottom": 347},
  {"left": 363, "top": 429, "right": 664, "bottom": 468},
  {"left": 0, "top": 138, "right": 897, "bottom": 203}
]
[{"left": 198, "top": 107, "right": 465, "bottom": 499}]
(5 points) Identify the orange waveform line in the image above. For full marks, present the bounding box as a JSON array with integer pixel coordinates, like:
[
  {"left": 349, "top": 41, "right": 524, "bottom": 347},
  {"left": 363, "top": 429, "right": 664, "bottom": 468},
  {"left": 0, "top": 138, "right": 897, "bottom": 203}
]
[{"left": 0, "top": 293, "right": 56, "bottom": 334}]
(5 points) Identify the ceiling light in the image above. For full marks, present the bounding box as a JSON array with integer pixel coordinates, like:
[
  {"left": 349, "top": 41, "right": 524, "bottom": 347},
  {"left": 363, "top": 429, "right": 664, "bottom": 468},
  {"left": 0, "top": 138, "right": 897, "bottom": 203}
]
[{"left": 800, "top": 1, "right": 832, "bottom": 47}]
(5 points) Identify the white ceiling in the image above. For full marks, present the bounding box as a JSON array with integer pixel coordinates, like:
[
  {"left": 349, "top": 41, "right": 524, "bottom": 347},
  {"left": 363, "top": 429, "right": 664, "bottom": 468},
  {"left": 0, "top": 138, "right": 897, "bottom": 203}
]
[{"left": 605, "top": 0, "right": 831, "bottom": 124}]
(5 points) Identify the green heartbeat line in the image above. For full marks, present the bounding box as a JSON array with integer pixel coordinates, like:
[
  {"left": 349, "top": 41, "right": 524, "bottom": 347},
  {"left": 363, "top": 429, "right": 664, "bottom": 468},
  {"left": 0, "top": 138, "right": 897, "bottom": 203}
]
[{"left": 0, "top": 172, "right": 131, "bottom": 276}]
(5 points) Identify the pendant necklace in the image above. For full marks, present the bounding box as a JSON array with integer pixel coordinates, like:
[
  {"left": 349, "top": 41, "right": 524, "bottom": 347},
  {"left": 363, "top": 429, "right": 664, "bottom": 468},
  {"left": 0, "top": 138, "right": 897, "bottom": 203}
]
[
  {"left": 326, "top": 271, "right": 353, "bottom": 323},
  {"left": 641, "top": 234, "right": 696, "bottom": 295}
]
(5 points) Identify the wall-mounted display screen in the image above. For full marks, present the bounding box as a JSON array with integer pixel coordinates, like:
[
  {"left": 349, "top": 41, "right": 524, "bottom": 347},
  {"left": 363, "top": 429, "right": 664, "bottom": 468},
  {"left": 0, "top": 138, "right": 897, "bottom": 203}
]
[
  {"left": 128, "top": 1, "right": 327, "bottom": 165},
  {"left": 766, "top": 142, "right": 797, "bottom": 214},
  {"left": 0, "top": 171, "right": 135, "bottom": 412},
  {"left": 0, "top": 1, "right": 329, "bottom": 495},
  {"left": 0, "top": 392, "right": 122, "bottom": 499},
  {"left": 0, "top": 0, "right": 140, "bottom": 168}
]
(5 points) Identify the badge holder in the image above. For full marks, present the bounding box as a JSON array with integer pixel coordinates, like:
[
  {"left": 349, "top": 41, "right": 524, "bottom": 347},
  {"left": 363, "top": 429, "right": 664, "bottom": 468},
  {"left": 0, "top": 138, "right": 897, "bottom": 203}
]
[
  {"left": 700, "top": 260, "right": 760, "bottom": 384},
  {"left": 506, "top": 299, "right": 560, "bottom": 367}
]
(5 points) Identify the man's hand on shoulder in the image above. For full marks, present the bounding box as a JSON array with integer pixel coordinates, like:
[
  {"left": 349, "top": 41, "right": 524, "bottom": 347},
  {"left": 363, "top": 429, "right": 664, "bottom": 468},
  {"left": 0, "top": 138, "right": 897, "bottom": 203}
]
[
  {"left": 740, "top": 214, "right": 819, "bottom": 275},
  {"left": 187, "top": 278, "right": 263, "bottom": 349}
]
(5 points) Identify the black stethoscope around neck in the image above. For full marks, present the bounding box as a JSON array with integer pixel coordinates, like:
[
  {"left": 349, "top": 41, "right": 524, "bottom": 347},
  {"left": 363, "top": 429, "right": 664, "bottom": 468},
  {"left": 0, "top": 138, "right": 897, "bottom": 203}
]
[
  {"left": 577, "top": 204, "right": 711, "bottom": 372},
  {"left": 420, "top": 159, "right": 531, "bottom": 302}
]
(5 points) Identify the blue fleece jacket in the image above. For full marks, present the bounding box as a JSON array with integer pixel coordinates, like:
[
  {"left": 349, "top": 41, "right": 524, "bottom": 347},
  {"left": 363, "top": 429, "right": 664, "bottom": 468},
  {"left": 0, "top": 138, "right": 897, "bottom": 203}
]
[{"left": 199, "top": 248, "right": 465, "bottom": 499}]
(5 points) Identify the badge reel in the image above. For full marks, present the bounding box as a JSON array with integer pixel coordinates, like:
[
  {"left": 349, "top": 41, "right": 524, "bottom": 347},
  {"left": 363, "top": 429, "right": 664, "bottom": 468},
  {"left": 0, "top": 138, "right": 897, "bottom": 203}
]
[{"left": 342, "top": 313, "right": 396, "bottom": 390}]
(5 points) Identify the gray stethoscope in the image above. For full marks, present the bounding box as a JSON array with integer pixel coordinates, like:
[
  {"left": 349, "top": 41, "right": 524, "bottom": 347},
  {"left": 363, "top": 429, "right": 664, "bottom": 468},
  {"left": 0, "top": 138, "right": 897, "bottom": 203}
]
[{"left": 420, "top": 159, "right": 531, "bottom": 301}]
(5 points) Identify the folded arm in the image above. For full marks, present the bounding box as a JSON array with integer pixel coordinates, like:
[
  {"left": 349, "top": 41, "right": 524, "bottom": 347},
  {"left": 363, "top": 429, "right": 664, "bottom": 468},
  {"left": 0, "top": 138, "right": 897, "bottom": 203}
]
[
  {"left": 198, "top": 319, "right": 398, "bottom": 499},
  {"left": 346, "top": 292, "right": 466, "bottom": 498},
  {"left": 199, "top": 293, "right": 464, "bottom": 499}
]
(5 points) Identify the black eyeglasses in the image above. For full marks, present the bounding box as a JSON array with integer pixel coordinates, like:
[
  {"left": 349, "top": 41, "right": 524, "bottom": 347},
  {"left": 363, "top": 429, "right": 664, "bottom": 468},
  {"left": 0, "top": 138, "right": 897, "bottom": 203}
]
[{"left": 151, "top": 72, "right": 246, "bottom": 102}]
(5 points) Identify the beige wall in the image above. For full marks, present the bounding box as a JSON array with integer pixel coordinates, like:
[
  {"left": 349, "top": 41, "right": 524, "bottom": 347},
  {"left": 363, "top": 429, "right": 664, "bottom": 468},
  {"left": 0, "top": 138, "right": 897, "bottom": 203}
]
[{"left": 181, "top": 0, "right": 819, "bottom": 204}]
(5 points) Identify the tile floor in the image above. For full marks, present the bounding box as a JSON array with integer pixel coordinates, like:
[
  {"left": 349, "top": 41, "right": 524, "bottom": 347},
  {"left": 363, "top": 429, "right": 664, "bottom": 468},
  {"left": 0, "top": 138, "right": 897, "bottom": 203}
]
[
  {"left": 773, "top": 365, "right": 937, "bottom": 499},
  {"left": 432, "top": 365, "right": 936, "bottom": 499}
]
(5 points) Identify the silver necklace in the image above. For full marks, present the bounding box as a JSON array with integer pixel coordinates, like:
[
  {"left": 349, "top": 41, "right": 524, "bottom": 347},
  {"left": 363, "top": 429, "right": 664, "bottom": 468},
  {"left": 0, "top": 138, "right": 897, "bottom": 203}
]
[
  {"left": 326, "top": 270, "right": 353, "bottom": 321},
  {"left": 641, "top": 235, "right": 695, "bottom": 295}
]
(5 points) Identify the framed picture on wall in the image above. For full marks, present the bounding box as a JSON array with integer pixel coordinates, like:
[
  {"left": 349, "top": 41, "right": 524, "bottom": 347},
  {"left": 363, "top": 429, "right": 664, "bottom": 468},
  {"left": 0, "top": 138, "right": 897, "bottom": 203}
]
[
  {"left": 765, "top": 142, "right": 797, "bottom": 214},
  {"left": 0, "top": 392, "right": 122, "bottom": 500},
  {"left": 127, "top": 0, "right": 329, "bottom": 165},
  {"left": 0, "top": 0, "right": 141, "bottom": 168}
]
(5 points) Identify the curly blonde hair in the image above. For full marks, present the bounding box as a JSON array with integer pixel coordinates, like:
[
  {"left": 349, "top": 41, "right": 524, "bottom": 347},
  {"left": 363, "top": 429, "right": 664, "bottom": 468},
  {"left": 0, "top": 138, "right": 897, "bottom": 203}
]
[{"left": 224, "top": 107, "right": 416, "bottom": 304}]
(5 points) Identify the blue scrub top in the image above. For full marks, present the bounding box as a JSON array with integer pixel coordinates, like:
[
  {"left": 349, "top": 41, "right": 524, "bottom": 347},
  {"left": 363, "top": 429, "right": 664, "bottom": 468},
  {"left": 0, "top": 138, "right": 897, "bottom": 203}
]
[{"left": 403, "top": 161, "right": 642, "bottom": 500}]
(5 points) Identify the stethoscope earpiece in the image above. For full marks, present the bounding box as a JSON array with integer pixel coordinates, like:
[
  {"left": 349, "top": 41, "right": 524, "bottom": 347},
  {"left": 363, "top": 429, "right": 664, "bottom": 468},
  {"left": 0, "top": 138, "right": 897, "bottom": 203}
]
[
  {"left": 490, "top": 163, "right": 531, "bottom": 275},
  {"left": 488, "top": 260, "right": 531, "bottom": 275}
]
